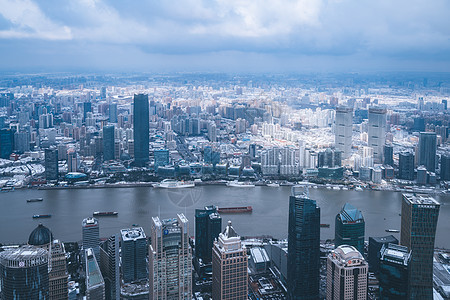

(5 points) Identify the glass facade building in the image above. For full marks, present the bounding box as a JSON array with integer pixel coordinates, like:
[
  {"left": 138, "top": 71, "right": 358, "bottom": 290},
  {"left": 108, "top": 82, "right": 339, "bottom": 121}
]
[
  {"left": 45, "top": 148, "right": 59, "bottom": 180},
  {"left": 368, "top": 107, "right": 387, "bottom": 164},
  {"left": 379, "top": 243, "right": 411, "bottom": 300},
  {"left": 0, "top": 245, "right": 49, "bottom": 300},
  {"left": 195, "top": 205, "right": 222, "bottom": 263},
  {"left": 335, "top": 203, "right": 365, "bottom": 255},
  {"left": 149, "top": 214, "right": 192, "bottom": 300},
  {"left": 133, "top": 94, "right": 149, "bottom": 166},
  {"left": 335, "top": 107, "right": 353, "bottom": 158},
  {"left": 0, "top": 128, "right": 14, "bottom": 159},
  {"left": 398, "top": 152, "right": 415, "bottom": 181},
  {"left": 287, "top": 186, "right": 320, "bottom": 300},
  {"left": 82, "top": 217, "right": 100, "bottom": 261},
  {"left": 120, "top": 227, "right": 147, "bottom": 283},
  {"left": 102, "top": 125, "right": 115, "bottom": 161},
  {"left": 418, "top": 132, "right": 437, "bottom": 172},
  {"left": 154, "top": 149, "right": 169, "bottom": 171},
  {"left": 400, "top": 193, "right": 440, "bottom": 299}
]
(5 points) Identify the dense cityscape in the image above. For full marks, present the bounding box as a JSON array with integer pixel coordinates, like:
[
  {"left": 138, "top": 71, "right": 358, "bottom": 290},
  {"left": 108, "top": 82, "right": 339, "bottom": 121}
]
[{"left": 0, "top": 73, "right": 449, "bottom": 299}]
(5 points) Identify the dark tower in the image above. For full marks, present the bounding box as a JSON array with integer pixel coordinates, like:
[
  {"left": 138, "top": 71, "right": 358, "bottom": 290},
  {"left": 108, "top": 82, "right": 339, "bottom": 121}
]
[
  {"left": 383, "top": 144, "right": 394, "bottom": 167},
  {"left": 102, "top": 125, "right": 115, "bottom": 161},
  {"left": 133, "top": 94, "right": 149, "bottom": 166},
  {"left": 287, "top": 186, "right": 320, "bottom": 300},
  {"left": 418, "top": 132, "right": 437, "bottom": 172},
  {"left": 335, "top": 203, "right": 365, "bottom": 254},
  {"left": 45, "top": 148, "right": 59, "bottom": 180},
  {"left": 195, "top": 205, "right": 222, "bottom": 263},
  {"left": 400, "top": 194, "right": 440, "bottom": 299}
]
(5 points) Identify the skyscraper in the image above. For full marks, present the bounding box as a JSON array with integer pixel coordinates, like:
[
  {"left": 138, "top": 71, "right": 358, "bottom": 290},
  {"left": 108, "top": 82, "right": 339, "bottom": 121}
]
[
  {"left": 120, "top": 227, "right": 147, "bottom": 283},
  {"left": 367, "top": 235, "right": 398, "bottom": 274},
  {"left": 149, "top": 214, "right": 192, "bottom": 300},
  {"left": 133, "top": 94, "right": 149, "bottom": 166},
  {"left": 335, "top": 107, "right": 353, "bottom": 158},
  {"left": 287, "top": 186, "right": 320, "bottom": 300},
  {"left": 109, "top": 103, "right": 118, "bottom": 123},
  {"left": 45, "top": 148, "right": 59, "bottom": 180},
  {"left": 440, "top": 153, "right": 450, "bottom": 181},
  {"left": 326, "top": 245, "right": 368, "bottom": 300},
  {"left": 100, "top": 235, "right": 120, "bottom": 300},
  {"left": 195, "top": 205, "right": 222, "bottom": 264},
  {"left": 85, "top": 248, "right": 105, "bottom": 300},
  {"left": 383, "top": 144, "right": 393, "bottom": 166},
  {"left": 83, "top": 102, "right": 92, "bottom": 121},
  {"left": 418, "top": 132, "right": 437, "bottom": 172},
  {"left": 398, "top": 152, "right": 415, "bottom": 180},
  {"left": 0, "top": 128, "right": 14, "bottom": 158},
  {"left": 212, "top": 221, "right": 248, "bottom": 300},
  {"left": 154, "top": 149, "right": 169, "bottom": 171},
  {"left": 335, "top": 203, "right": 365, "bottom": 254},
  {"left": 0, "top": 245, "right": 49, "bottom": 300},
  {"left": 400, "top": 193, "right": 440, "bottom": 299},
  {"left": 82, "top": 217, "right": 100, "bottom": 261},
  {"left": 102, "top": 125, "right": 115, "bottom": 161},
  {"left": 42, "top": 239, "right": 69, "bottom": 300},
  {"left": 368, "top": 107, "right": 387, "bottom": 164},
  {"left": 379, "top": 243, "right": 411, "bottom": 300}
]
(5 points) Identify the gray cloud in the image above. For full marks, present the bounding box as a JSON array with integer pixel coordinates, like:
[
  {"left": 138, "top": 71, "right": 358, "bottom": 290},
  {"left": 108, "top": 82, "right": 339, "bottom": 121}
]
[{"left": 0, "top": 0, "right": 449, "bottom": 72}]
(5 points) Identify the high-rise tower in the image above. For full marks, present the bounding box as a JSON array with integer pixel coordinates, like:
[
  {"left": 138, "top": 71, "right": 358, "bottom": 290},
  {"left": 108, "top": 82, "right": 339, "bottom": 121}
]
[
  {"left": 326, "top": 245, "right": 368, "bottom": 300},
  {"left": 195, "top": 205, "right": 222, "bottom": 264},
  {"left": 418, "top": 132, "right": 437, "bottom": 172},
  {"left": 0, "top": 245, "right": 49, "bottom": 299},
  {"left": 82, "top": 217, "right": 100, "bottom": 261},
  {"left": 133, "top": 94, "right": 149, "bottom": 166},
  {"left": 335, "top": 107, "right": 353, "bottom": 158},
  {"left": 103, "top": 125, "right": 115, "bottom": 161},
  {"left": 149, "top": 214, "right": 192, "bottom": 300},
  {"left": 368, "top": 107, "right": 387, "bottom": 164},
  {"left": 287, "top": 186, "right": 320, "bottom": 300},
  {"left": 120, "top": 227, "right": 147, "bottom": 283},
  {"left": 99, "top": 234, "right": 120, "bottom": 300},
  {"left": 335, "top": 203, "right": 365, "bottom": 254},
  {"left": 400, "top": 193, "right": 440, "bottom": 299},
  {"left": 212, "top": 221, "right": 248, "bottom": 300},
  {"left": 45, "top": 148, "right": 59, "bottom": 180},
  {"left": 379, "top": 243, "right": 411, "bottom": 300}
]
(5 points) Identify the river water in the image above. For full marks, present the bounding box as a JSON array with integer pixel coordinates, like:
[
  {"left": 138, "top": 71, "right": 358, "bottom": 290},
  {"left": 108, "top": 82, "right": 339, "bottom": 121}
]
[{"left": 1, "top": 186, "right": 449, "bottom": 248}]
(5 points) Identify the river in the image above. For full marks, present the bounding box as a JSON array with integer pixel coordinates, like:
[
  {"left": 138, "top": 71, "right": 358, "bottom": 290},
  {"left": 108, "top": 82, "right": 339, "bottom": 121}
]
[{"left": 1, "top": 186, "right": 449, "bottom": 248}]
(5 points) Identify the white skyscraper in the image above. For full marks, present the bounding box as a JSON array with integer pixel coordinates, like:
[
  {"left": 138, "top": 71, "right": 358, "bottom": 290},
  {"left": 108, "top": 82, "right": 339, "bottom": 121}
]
[
  {"left": 149, "top": 214, "right": 192, "bottom": 300},
  {"left": 326, "top": 245, "right": 368, "bottom": 300},
  {"left": 335, "top": 107, "right": 353, "bottom": 158},
  {"left": 368, "top": 107, "right": 386, "bottom": 164}
]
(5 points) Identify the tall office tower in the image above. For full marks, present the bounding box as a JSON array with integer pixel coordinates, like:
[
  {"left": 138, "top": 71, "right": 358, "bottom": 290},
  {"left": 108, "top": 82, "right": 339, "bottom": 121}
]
[
  {"left": 83, "top": 102, "right": 92, "bottom": 121},
  {"left": 212, "top": 221, "right": 248, "bottom": 300},
  {"left": 287, "top": 186, "right": 320, "bottom": 300},
  {"left": 85, "top": 248, "right": 105, "bottom": 300},
  {"left": 383, "top": 144, "right": 394, "bottom": 166},
  {"left": 367, "top": 235, "right": 398, "bottom": 274},
  {"left": 0, "top": 245, "right": 49, "bottom": 299},
  {"left": 398, "top": 152, "right": 415, "bottom": 180},
  {"left": 379, "top": 243, "right": 411, "bottom": 300},
  {"left": 335, "top": 107, "right": 353, "bottom": 158},
  {"left": 149, "top": 214, "right": 192, "bottom": 300},
  {"left": 400, "top": 194, "right": 440, "bottom": 299},
  {"left": 102, "top": 125, "right": 115, "bottom": 161},
  {"left": 443, "top": 99, "right": 448, "bottom": 110},
  {"left": 441, "top": 154, "right": 450, "bottom": 181},
  {"left": 120, "top": 227, "right": 147, "bottom": 283},
  {"left": 335, "top": 203, "right": 365, "bottom": 254},
  {"left": 368, "top": 107, "right": 387, "bottom": 163},
  {"left": 154, "top": 149, "right": 169, "bottom": 171},
  {"left": 109, "top": 103, "right": 118, "bottom": 123},
  {"left": 67, "top": 151, "right": 78, "bottom": 172},
  {"left": 133, "top": 94, "right": 149, "bottom": 166},
  {"left": 45, "top": 148, "right": 59, "bottom": 180},
  {"left": 101, "top": 86, "right": 107, "bottom": 99},
  {"left": 195, "top": 205, "right": 222, "bottom": 263},
  {"left": 82, "top": 217, "right": 100, "bottom": 261},
  {"left": 99, "top": 235, "right": 120, "bottom": 300},
  {"left": 249, "top": 143, "right": 257, "bottom": 158},
  {"left": 0, "top": 128, "right": 14, "bottom": 158},
  {"left": 14, "top": 130, "right": 30, "bottom": 153},
  {"left": 326, "top": 245, "right": 368, "bottom": 300},
  {"left": 49, "top": 240, "right": 69, "bottom": 300},
  {"left": 418, "top": 132, "right": 437, "bottom": 172}
]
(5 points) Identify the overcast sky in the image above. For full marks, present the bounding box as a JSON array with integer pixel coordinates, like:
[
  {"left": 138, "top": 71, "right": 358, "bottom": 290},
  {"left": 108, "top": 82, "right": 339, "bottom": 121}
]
[{"left": 0, "top": 0, "right": 449, "bottom": 73}]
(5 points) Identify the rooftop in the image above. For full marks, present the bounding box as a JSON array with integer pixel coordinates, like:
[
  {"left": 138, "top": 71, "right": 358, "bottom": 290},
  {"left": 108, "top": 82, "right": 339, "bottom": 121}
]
[
  {"left": 338, "top": 203, "right": 364, "bottom": 223},
  {"left": 121, "top": 227, "right": 146, "bottom": 241},
  {"left": 403, "top": 193, "right": 440, "bottom": 206},
  {"left": 85, "top": 248, "right": 104, "bottom": 289}
]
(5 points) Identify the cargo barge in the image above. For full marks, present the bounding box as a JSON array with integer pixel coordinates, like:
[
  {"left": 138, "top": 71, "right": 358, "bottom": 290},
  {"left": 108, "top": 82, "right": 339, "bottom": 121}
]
[
  {"left": 93, "top": 211, "right": 118, "bottom": 216},
  {"left": 217, "top": 206, "right": 253, "bottom": 213}
]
